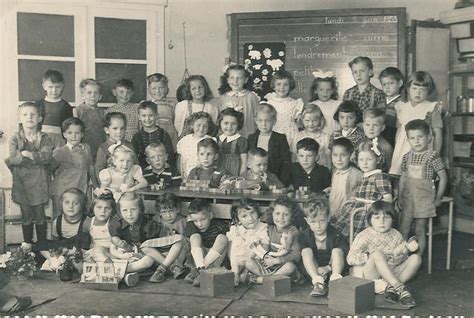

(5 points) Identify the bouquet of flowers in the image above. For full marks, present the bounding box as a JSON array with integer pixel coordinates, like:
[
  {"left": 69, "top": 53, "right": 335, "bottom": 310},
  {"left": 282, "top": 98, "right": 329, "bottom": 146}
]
[
  {"left": 57, "top": 247, "right": 84, "bottom": 281},
  {"left": 4, "top": 243, "right": 36, "bottom": 280}
]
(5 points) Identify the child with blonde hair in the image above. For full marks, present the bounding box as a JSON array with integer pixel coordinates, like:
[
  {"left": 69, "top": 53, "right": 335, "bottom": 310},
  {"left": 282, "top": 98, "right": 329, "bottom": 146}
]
[
  {"left": 5, "top": 102, "right": 53, "bottom": 244},
  {"left": 264, "top": 70, "right": 303, "bottom": 142},
  {"left": 219, "top": 64, "right": 259, "bottom": 138},
  {"left": 147, "top": 73, "right": 178, "bottom": 147},
  {"left": 96, "top": 145, "right": 148, "bottom": 201},
  {"left": 76, "top": 78, "right": 105, "bottom": 160},
  {"left": 291, "top": 104, "right": 330, "bottom": 168}
]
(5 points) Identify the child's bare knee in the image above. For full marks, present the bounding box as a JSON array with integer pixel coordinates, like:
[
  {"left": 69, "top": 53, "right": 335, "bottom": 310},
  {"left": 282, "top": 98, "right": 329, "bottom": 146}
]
[
  {"left": 331, "top": 248, "right": 344, "bottom": 258},
  {"left": 408, "top": 254, "right": 422, "bottom": 267}
]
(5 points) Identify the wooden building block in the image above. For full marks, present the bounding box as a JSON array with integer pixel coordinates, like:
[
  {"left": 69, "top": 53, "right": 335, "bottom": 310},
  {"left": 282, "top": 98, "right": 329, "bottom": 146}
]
[
  {"left": 263, "top": 275, "right": 291, "bottom": 297},
  {"left": 328, "top": 276, "right": 374, "bottom": 314},
  {"left": 200, "top": 268, "right": 234, "bottom": 296}
]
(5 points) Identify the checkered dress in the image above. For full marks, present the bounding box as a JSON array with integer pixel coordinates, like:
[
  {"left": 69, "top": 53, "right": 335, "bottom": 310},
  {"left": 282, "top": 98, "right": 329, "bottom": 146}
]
[{"left": 330, "top": 170, "right": 392, "bottom": 238}]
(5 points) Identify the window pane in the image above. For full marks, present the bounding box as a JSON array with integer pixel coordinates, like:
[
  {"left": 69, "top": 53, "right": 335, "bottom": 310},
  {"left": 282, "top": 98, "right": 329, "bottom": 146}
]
[
  {"left": 96, "top": 63, "right": 146, "bottom": 103},
  {"left": 95, "top": 17, "right": 146, "bottom": 60},
  {"left": 18, "top": 60, "right": 75, "bottom": 102},
  {"left": 17, "top": 12, "right": 74, "bottom": 57}
]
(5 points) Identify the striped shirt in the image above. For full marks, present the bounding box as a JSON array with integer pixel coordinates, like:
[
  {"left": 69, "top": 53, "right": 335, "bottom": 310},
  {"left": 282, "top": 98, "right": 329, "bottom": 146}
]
[{"left": 185, "top": 219, "right": 229, "bottom": 249}]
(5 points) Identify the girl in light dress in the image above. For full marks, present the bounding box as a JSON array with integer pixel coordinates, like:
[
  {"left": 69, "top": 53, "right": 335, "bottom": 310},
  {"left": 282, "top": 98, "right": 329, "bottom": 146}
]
[
  {"left": 217, "top": 108, "right": 248, "bottom": 176},
  {"left": 96, "top": 145, "right": 148, "bottom": 202},
  {"left": 291, "top": 104, "right": 331, "bottom": 169},
  {"left": 389, "top": 71, "right": 443, "bottom": 176},
  {"left": 227, "top": 198, "right": 269, "bottom": 286},
  {"left": 176, "top": 112, "right": 215, "bottom": 178},
  {"left": 174, "top": 75, "right": 219, "bottom": 137},
  {"left": 219, "top": 64, "right": 259, "bottom": 138},
  {"left": 330, "top": 140, "right": 393, "bottom": 240},
  {"left": 309, "top": 70, "right": 341, "bottom": 137},
  {"left": 264, "top": 70, "right": 304, "bottom": 143}
]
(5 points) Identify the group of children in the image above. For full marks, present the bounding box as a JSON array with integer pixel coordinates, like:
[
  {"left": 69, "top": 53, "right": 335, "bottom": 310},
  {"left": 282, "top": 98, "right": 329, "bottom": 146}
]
[{"left": 5, "top": 55, "right": 449, "bottom": 309}]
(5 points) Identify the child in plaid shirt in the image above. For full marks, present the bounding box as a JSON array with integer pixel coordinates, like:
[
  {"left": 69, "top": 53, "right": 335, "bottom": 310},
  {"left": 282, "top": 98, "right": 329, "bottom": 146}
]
[
  {"left": 330, "top": 139, "right": 392, "bottom": 239},
  {"left": 343, "top": 56, "right": 385, "bottom": 112},
  {"left": 398, "top": 120, "right": 447, "bottom": 257},
  {"left": 348, "top": 201, "right": 420, "bottom": 309}
]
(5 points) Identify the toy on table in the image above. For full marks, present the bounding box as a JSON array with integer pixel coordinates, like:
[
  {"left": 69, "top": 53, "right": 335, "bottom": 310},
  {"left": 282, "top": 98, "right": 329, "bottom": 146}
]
[
  {"left": 150, "top": 178, "right": 166, "bottom": 191},
  {"left": 294, "top": 186, "right": 311, "bottom": 199}
]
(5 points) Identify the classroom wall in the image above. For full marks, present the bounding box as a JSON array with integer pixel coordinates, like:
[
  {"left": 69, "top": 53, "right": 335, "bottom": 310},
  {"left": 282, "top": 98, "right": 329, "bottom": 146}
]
[{"left": 164, "top": 0, "right": 457, "bottom": 96}]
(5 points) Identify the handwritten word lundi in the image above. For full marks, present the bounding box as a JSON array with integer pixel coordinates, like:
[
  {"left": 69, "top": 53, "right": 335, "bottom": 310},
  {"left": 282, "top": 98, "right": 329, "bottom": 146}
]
[
  {"left": 293, "top": 46, "right": 347, "bottom": 60},
  {"left": 293, "top": 31, "right": 347, "bottom": 47}
]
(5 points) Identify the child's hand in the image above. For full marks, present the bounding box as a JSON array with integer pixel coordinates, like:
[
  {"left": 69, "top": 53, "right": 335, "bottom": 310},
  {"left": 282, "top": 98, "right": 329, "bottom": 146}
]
[
  {"left": 119, "top": 183, "right": 129, "bottom": 193},
  {"left": 21, "top": 150, "right": 34, "bottom": 160},
  {"left": 120, "top": 252, "right": 135, "bottom": 260},
  {"left": 322, "top": 187, "right": 331, "bottom": 195},
  {"left": 406, "top": 236, "right": 419, "bottom": 252},
  {"left": 263, "top": 255, "right": 279, "bottom": 267}
]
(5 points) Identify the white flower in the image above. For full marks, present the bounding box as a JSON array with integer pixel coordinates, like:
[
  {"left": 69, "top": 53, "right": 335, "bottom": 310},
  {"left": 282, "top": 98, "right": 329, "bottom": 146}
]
[
  {"left": 244, "top": 59, "right": 251, "bottom": 65},
  {"left": 262, "top": 69, "right": 269, "bottom": 75},
  {"left": 254, "top": 78, "right": 261, "bottom": 84},
  {"left": 248, "top": 44, "right": 253, "bottom": 50},
  {"left": 279, "top": 51, "right": 285, "bottom": 56},
  {"left": 263, "top": 48, "right": 272, "bottom": 59},
  {"left": 262, "top": 76, "right": 267, "bottom": 81},
  {"left": 253, "top": 64, "right": 262, "bottom": 70}
]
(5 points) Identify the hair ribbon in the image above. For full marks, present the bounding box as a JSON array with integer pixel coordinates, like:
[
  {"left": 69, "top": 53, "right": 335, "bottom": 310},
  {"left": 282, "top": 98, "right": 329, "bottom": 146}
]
[
  {"left": 371, "top": 137, "right": 382, "bottom": 157},
  {"left": 312, "top": 70, "right": 335, "bottom": 79}
]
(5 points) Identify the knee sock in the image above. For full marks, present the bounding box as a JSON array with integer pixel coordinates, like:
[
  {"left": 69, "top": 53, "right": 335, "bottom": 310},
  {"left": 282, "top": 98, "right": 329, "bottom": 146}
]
[
  {"left": 35, "top": 223, "right": 47, "bottom": 243},
  {"left": 190, "top": 247, "right": 205, "bottom": 268},
  {"left": 22, "top": 224, "right": 33, "bottom": 243},
  {"left": 204, "top": 248, "right": 221, "bottom": 268}
]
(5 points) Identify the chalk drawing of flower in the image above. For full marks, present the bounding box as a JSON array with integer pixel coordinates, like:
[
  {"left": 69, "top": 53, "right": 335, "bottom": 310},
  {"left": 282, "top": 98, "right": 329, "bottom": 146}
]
[
  {"left": 279, "top": 51, "right": 285, "bottom": 56},
  {"left": 262, "top": 69, "right": 268, "bottom": 75},
  {"left": 253, "top": 64, "right": 262, "bottom": 70},
  {"left": 254, "top": 78, "right": 261, "bottom": 84},
  {"left": 248, "top": 44, "right": 253, "bottom": 50},
  {"left": 244, "top": 59, "right": 251, "bottom": 65},
  {"left": 262, "top": 76, "right": 267, "bottom": 81},
  {"left": 263, "top": 48, "right": 272, "bottom": 59}
]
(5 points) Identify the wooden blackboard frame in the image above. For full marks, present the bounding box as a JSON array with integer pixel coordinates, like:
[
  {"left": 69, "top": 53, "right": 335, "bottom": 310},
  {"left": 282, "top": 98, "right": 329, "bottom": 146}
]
[{"left": 230, "top": 7, "right": 406, "bottom": 76}]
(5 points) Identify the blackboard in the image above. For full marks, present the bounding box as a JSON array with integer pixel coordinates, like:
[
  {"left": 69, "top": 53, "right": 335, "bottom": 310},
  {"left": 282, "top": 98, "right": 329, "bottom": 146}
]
[{"left": 230, "top": 8, "right": 406, "bottom": 102}]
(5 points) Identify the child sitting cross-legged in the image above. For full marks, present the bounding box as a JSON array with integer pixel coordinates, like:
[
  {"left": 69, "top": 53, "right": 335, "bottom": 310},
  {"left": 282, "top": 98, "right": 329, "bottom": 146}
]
[
  {"left": 227, "top": 198, "right": 269, "bottom": 286},
  {"left": 240, "top": 147, "right": 284, "bottom": 190},
  {"left": 153, "top": 193, "right": 187, "bottom": 235},
  {"left": 299, "top": 196, "right": 349, "bottom": 297},
  {"left": 187, "top": 138, "right": 230, "bottom": 188},
  {"left": 35, "top": 188, "right": 90, "bottom": 270},
  {"left": 143, "top": 142, "right": 182, "bottom": 189},
  {"left": 184, "top": 198, "right": 229, "bottom": 287},
  {"left": 245, "top": 196, "right": 303, "bottom": 284},
  {"left": 109, "top": 192, "right": 185, "bottom": 284},
  {"left": 347, "top": 201, "right": 421, "bottom": 308}
]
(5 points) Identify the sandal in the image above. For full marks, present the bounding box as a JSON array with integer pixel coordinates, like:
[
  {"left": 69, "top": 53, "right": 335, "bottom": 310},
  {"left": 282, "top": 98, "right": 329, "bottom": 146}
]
[{"left": 4, "top": 296, "right": 32, "bottom": 314}]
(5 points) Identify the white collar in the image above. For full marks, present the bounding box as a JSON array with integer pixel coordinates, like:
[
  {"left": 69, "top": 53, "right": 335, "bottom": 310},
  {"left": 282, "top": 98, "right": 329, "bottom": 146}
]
[
  {"left": 265, "top": 92, "right": 291, "bottom": 102},
  {"left": 342, "top": 127, "right": 357, "bottom": 137},
  {"left": 386, "top": 95, "right": 400, "bottom": 104},
  {"left": 219, "top": 133, "right": 241, "bottom": 143},
  {"left": 66, "top": 143, "right": 83, "bottom": 150},
  {"left": 227, "top": 90, "right": 248, "bottom": 97},
  {"left": 334, "top": 167, "right": 351, "bottom": 175},
  {"left": 363, "top": 169, "right": 382, "bottom": 178}
]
